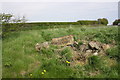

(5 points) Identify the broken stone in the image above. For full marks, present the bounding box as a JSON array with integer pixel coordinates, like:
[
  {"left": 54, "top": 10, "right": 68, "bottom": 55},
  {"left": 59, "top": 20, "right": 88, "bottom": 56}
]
[
  {"left": 35, "top": 43, "right": 41, "bottom": 51},
  {"left": 86, "top": 50, "right": 92, "bottom": 53},
  {"left": 74, "top": 41, "right": 78, "bottom": 45},
  {"left": 51, "top": 35, "right": 74, "bottom": 46},
  {"left": 42, "top": 42, "right": 49, "bottom": 48},
  {"left": 81, "top": 40, "right": 88, "bottom": 45},
  {"left": 35, "top": 42, "right": 49, "bottom": 51},
  {"left": 84, "top": 52, "right": 92, "bottom": 58},
  {"left": 79, "top": 44, "right": 87, "bottom": 52},
  {"left": 102, "top": 44, "right": 110, "bottom": 51},
  {"left": 73, "top": 41, "right": 79, "bottom": 49},
  {"left": 93, "top": 52, "right": 98, "bottom": 56},
  {"left": 78, "top": 54, "right": 86, "bottom": 62},
  {"left": 73, "top": 53, "right": 86, "bottom": 62},
  {"left": 88, "top": 41, "right": 101, "bottom": 50}
]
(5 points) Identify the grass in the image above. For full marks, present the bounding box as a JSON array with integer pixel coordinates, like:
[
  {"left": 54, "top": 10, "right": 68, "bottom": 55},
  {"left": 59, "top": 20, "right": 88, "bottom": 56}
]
[{"left": 2, "top": 25, "right": 118, "bottom": 78}]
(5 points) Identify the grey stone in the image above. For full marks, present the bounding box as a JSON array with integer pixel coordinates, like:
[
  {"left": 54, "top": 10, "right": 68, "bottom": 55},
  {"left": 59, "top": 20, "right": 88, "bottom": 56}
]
[
  {"left": 93, "top": 52, "right": 98, "bottom": 56},
  {"left": 35, "top": 43, "right": 41, "bottom": 51},
  {"left": 42, "top": 42, "right": 49, "bottom": 48},
  {"left": 86, "top": 50, "right": 92, "bottom": 53},
  {"left": 102, "top": 44, "right": 110, "bottom": 51},
  {"left": 88, "top": 41, "right": 101, "bottom": 50},
  {"left": 79, "top": 44, "right": 87, "bottom": 52},
  {"left": 35, "top": 42, "right": 49, "bottom": 51}
]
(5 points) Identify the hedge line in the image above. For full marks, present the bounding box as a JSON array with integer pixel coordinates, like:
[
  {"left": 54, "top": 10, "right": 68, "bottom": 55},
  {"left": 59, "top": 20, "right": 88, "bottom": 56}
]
[{"left": 2, "top": 20, "right": 105, "bottom": 38}]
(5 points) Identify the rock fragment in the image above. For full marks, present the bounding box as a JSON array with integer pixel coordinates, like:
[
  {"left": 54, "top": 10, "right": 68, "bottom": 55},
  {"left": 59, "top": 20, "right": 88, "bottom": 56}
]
[
  {"left": 102, "top": 44, "right": 110, "bottom": 51},
  {"left": 35, "top": 42, "right": 49, "bottom": 51},
  {"left": 51, "top": 35, "right": 74, "bottom": 46},
  {"left": 88, "top": 41, "right": 101, "bottom": 50},
  {"left": 35, "top": 43, "right": 41, "bottom": 51}
]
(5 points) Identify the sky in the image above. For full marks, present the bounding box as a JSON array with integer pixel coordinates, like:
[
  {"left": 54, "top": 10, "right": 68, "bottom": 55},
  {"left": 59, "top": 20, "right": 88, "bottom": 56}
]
[
  {"left": 0, "top": 1, "right": 119, "bottom": 25},
  {"left": 0, "top": 0, "right": 119, "bottom": 2}
]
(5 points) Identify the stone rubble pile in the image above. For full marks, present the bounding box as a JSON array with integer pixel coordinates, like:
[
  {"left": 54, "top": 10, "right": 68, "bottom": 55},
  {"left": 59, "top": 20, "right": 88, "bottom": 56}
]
[{"left": 35, "top": 35, "right": 111, "bottom": 56}]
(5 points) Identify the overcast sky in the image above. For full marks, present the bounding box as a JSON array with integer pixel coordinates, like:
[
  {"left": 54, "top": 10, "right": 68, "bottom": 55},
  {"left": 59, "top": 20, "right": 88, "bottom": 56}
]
[
  {"left": 0, "top": 0, "right": 119, "bottom": 2},
  {"left": 1, "top": 1, "right": 118, "bottom": 24}
]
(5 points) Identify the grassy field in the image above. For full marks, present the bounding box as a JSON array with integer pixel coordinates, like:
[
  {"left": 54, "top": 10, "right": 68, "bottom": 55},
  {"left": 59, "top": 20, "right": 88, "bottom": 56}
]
[{"left": 2, "top": 25, "right": 118, "bottom": 78}]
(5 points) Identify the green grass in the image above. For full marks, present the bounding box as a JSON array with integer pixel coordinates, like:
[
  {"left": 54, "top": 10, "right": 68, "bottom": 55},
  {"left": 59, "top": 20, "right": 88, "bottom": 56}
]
[{"left": 2, "top": 25, "right": 118, "bottom": 78}]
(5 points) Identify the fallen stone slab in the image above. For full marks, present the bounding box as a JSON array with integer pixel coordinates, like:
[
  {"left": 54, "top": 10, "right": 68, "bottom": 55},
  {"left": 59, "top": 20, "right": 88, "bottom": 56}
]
[
  {"left": 51, "top": 35, "right": 74, "bottom": 46},
  {"left": 88, "top": 41, "right": 101, "bottom": 50}
]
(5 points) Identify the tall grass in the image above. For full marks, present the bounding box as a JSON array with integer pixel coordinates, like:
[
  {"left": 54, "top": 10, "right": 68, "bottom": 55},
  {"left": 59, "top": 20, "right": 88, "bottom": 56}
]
[{"left": 2, "top": 25, "right": 118, "bottom": 78}]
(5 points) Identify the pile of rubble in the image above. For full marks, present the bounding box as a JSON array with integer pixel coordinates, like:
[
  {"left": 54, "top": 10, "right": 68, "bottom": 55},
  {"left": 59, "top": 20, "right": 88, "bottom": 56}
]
[
  {"left": 76, "top": 40, "right": 111, "bottom": 56},
  {"left": 35, "top": 35, "right": 113, "bottom": 66},
  {"left": 35, "top": 35, "right": 111, "bottom": 56}
]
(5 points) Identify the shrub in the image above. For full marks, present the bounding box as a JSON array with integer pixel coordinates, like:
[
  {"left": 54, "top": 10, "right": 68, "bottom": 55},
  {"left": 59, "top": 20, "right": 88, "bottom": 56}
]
[
  {"left": 98, "top": 18, "right": 108, "bottom": 25},
  {"left": 113, "top": 19, "right": 120, "bottom": 25}
]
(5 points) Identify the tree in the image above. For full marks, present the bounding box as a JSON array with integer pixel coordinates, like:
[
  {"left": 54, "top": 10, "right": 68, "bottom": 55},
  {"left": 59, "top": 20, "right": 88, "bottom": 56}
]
[
  {"left": 97, "top": 18, "right": 108, "bottom": 25},
  {"left": 1, "top": 13, "right": 27, "bottom": 38},
  {"left": 0, "top": 13, "right": 27, "bottom": 24},
  {"left": 0, "top": 13, "right": 13, "bottom": 23},
  {"left": 113, "top": 19, "right": 120, "bottom": 25}
]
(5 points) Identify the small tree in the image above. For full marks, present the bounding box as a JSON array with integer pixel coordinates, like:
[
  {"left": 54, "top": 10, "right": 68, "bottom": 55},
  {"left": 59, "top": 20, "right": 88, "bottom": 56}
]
[
  {"left": 97, "top": 18, "right": 108, "bottom": 25},
  {"left": 113, "top": 19, "right": 120, "bottom": 25},
  {"left": 1, "top": 13, "right": 27, "bottom": 38},
  {"left": 0, "top": 13, "right": 27, "bottom": 24},
  {"left": 0, "top": 13, "right": 13, "bottom": 23}
]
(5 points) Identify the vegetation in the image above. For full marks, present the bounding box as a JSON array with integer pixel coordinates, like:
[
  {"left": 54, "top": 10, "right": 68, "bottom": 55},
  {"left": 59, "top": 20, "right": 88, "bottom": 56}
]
[
  {"left": 77, "top": 20, "right": 98, "bottom": 25},
  {"left": 97, "top": 18, "right": 108, "bottom": 25},
  {"left": 106, "top": 46, "right": 119, "bottom": 61},
  {"left": 2, "top": 25, "right": 118, "bottom": 78},
  {"left": 1, "top": 13, "right": 27, "bottom": 38},
  {"left": 1, "top": 13, "right": 109, "bottom": 38},
  {"left": 113, "top": 19, "right": 120, "bottom": 25}
]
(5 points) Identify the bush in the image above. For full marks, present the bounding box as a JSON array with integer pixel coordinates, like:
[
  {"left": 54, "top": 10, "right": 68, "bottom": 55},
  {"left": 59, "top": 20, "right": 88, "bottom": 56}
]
[
  {"left": 77, "top": 20, "right": 98, "bottom": 25},
  {"left": 113, "top": 19, "right": 120, "bottom": 25},
  {"left": 98, "top": 18, "right": 108, "bottom": 25}
]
